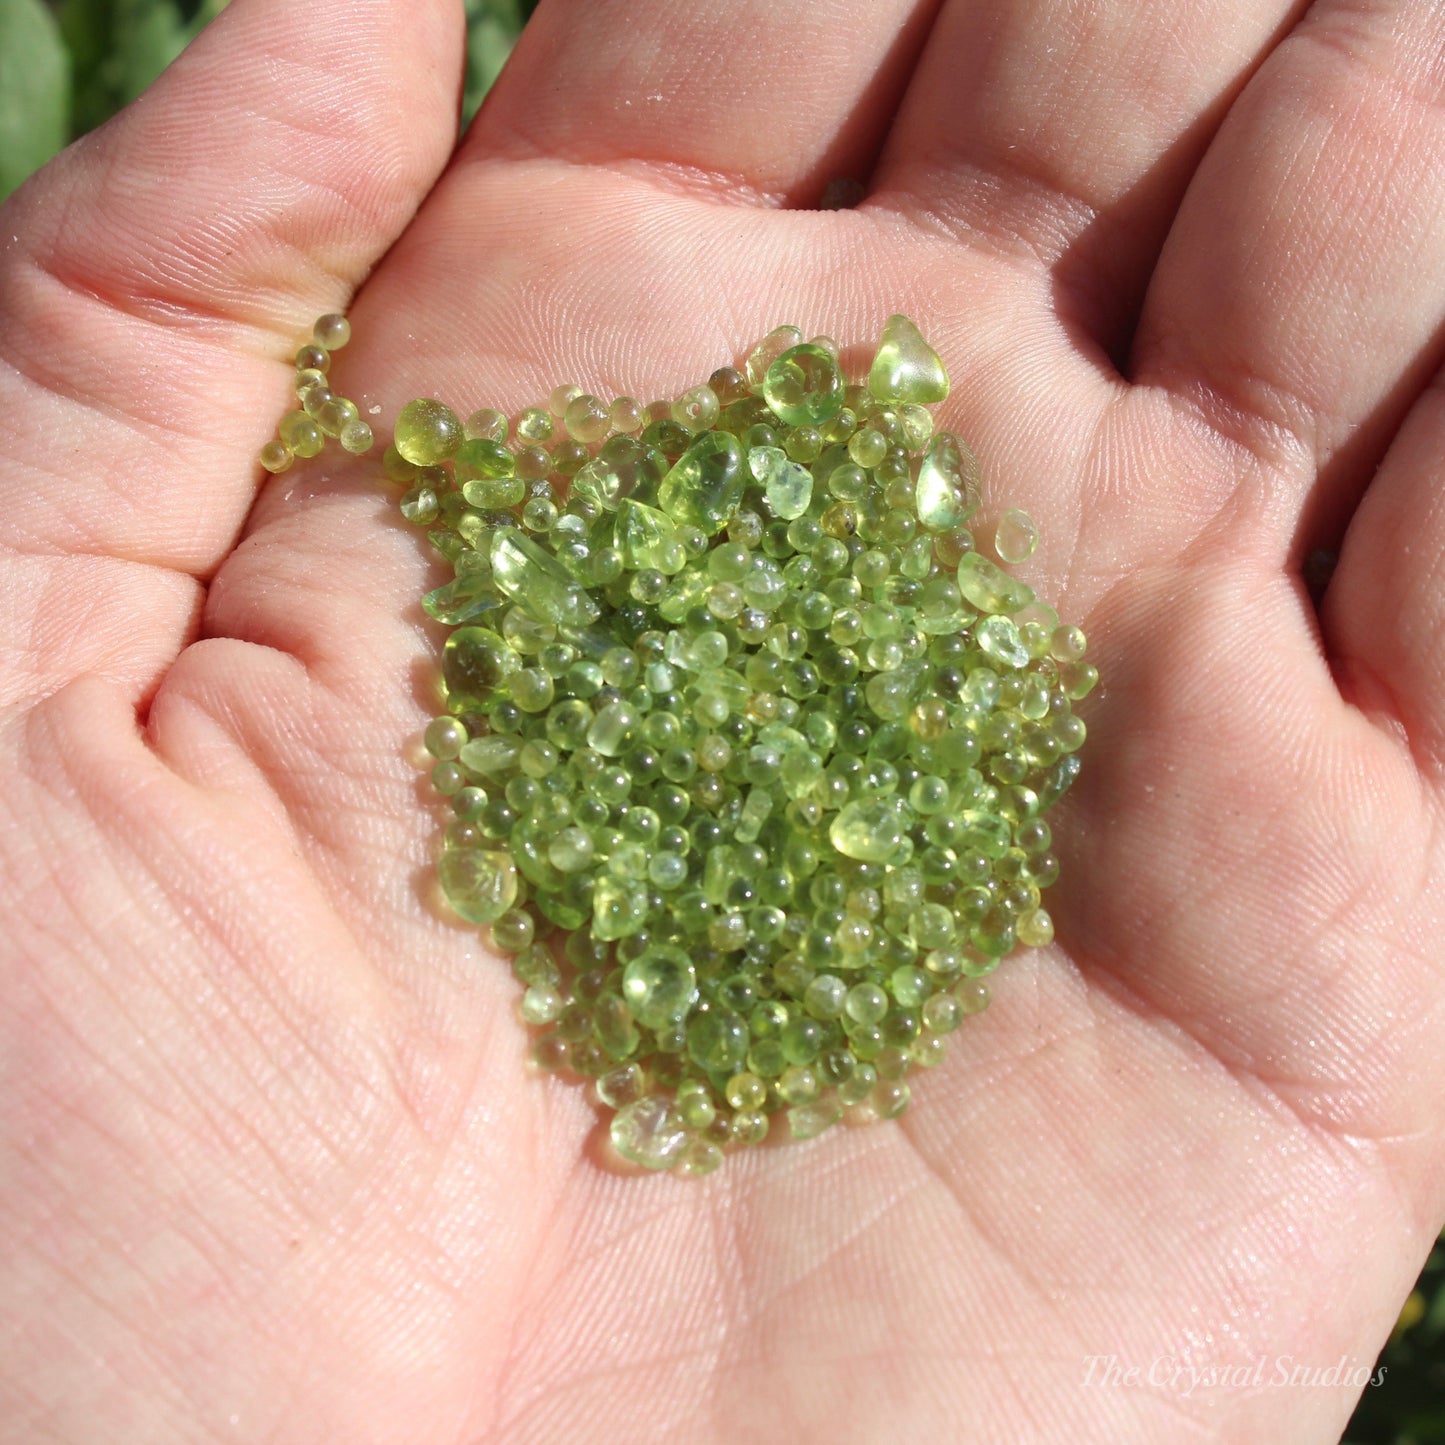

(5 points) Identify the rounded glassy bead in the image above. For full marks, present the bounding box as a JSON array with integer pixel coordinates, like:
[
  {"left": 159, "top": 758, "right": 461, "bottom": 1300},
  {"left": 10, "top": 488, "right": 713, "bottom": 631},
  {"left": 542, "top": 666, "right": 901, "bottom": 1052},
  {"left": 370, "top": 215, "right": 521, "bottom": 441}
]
[
  {"left": 464, "top": 407, "right": 508, "bottom": 442},
  {"left": 957, "top": 979, "right": 991, "bottom": 1015},
  {"left": 724, "top": 1071, "right": 766, "bottom": 1112},
  {"left": 258, "top": 439, "right": 293, "bottom": 473},
  {"left": 488, "top": 909, "right": 534, "bottom": 954},
  {"left": 873, "top": 1079, "right": 911, "bottom": 1119},
  {"left": 312, "top": 313, "right": 351, "bottom": 350},
  {"left": 339, "top": 419, "right": 374, "bottom": 454},
  {"left": 395, "top": 398, "right": 463, "bottom": 465},
  {"left": 672, "top": 384, "right": 720, "bottom": 434},
  {"left": 295, "top": 343, "right": 329, "bottom": 373},
  {"left": 424, "top": 716, "right": 468, "bottom": 760},
  {"left": 532, "top": 1034, "right": 569, "bottom": 1071},
  {"left": 1016, "top": 907, "right": 1055, "bottom": 947},
  {"left": 838, "top": 1062, "right": 877, "bottom": 1106},
  {"left": 731, "top": 1109, "right": 769, "bottom": 1147},
  {"left": 609, "top": 396, "right": 644, "bottom": 433},
  {"left": 910, "top": 988, "right": 959, "bottom": 1035},
  {"left": 516, "top": 406, "right": 555, "bottom": 442},
  {"left": 278, "top": 410, "right": 324, "bottom": 457},
  {"left": 680, "top": 1138, "right": 725, "bottom": 1176},
  {"left": 995, "top": 508, "right": 1040, "bottom": 564},
  {"left": 549, "top": 383, "right": 583, "bottom": 418},
  {"left": 565, "top": 393, "right": 611, "bottom": 444},
  {"left": 520, "top": 984, "right": 564, "bottom": 1025}
]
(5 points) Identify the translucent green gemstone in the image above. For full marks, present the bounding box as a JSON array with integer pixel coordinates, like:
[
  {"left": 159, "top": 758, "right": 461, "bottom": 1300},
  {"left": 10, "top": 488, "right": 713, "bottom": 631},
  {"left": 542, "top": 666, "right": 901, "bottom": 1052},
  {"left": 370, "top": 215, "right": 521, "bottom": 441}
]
[
  {"left": 564, "top": 393, "right": 611, "bottom": 445},
  {"left": 725, "top": 1071, "right": 767, "bottom": 1111},
  {"left": 455, "top": 438, "right": 515, "bottom": 482},
  {"left": 610, "top": 1096, "right": 689, "bottom": 1170},
  {"left": 438, "top": 847, "right": 518, "bottom": 924},
  {"left": 762, "top": 344, "right": 844, "bottom": 428},
  {"left": 594, "top": 991, "right": 641, "bottom": 1059},
  {"left": 457, "top": 736, "right": 521, "bottom": 777},
  {"left": 845, "top": 982, "right": 888, "bottom": 1025},
  {"left": 977, "top": 615, "right": 1030, "bottom": 668},
  {"left": 829, "top": 796, "right": 911, "bottom": 863},
  {"left": 339, "top": 419, "right": 374, "bottom": 455},
  {"left": 995, "top": 508, "right": 1039, "bottom": 563},
  {"left": 593, "top": 876, "right": 650, "bottom": 941},
  {"left": 1016, "top": 906, "right": 1055, "bottom": 947},
  {"left": 312, "top": 313, "right": 350, "bottom": 350},
  {"left": 672, "top": 384, "right": 720, "bottom": 434},
  {"left": 622, "top": 944, "right": 698, "bottom": 1027},
  {"left": 424, "top": 716, "right": 467, "bottom": 760},
  {"left": 258, "top": 439, "right": 293, "bottom": 473},
  {"left": 586, "top": 700, "right": 636, "bottom": 756},
  {"left": 777, "top": 1063, "right": 820, "bottom": 1105},
  {"left": 442, "top": 627, "right": 519, "bottom": 712},
  {"left": 873, "top": 1080, "right": 911, "bottom": 1118},
  {"left": 680, "top": 1138, "right": 725, "bottom": 1175},
  {"left": 395, "top": 398, "right": 463, "bottom": 465},
  {"left": 899, "top": 403, "right": 933, "bottom": 451},
  {"left": 596, "top": 1062, "right": 646, "bottom": 1109},
  {"left": 957, "top": 552, "right": 1035, "bottom": 614},
  {"left": 570, "top": 457, "right": 624, "bottom": 511},
  {"left": 867, "top": 315, "right": 950, "bottom": 405},
  {"left": 915, "top": 432, "right": 981, "bottom": 530},
  {"left": 787, "top": 1099, "right": 842, "bottom": 1140},
  {"left": 686, "top": 1009, "right": 748, "bottom": 1073},
  {"left": 615, "top": 498, "right": 681, "bottom": 572},
  {"left": 744, "top": 325, "right": 803, "bottom": 391},
  {"left": 748, "top": 445, "right": 813, "bottom": 519},
  {"left": 490, "top": 528, "right": 601, "bottom": 628},
  {"left": 658, "top": 432, "right": 745, "bottom": 534}
]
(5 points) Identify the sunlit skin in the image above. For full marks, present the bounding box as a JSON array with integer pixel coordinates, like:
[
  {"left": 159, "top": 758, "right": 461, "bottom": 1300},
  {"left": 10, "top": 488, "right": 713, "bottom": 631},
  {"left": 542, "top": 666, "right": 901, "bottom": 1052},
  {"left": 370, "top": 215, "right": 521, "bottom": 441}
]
[{"left": 3, "top": 0, "right": 1445, "bottom": 1439}]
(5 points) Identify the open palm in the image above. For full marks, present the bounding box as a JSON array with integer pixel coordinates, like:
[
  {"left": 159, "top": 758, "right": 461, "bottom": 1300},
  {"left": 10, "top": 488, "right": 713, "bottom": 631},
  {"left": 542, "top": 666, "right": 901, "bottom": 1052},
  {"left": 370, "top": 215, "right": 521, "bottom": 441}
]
[{"left": 4, "top": 0, "right": 1444, "bottom": 1439}]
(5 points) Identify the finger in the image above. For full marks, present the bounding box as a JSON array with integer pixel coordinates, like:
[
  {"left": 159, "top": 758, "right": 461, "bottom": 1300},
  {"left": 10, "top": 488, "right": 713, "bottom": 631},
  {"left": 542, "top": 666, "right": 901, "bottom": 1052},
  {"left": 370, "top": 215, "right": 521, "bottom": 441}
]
[
  {"left": 0, "top": 0, "right": 462, "bottom": 708},
  {"left": 467, "top": 0, "right": 936, "bottom": 205},
  {"left": 870, "top": 0, "right": 1306, "bottom": 355},
  {"left": 1133, "top": 0, "right": 1445, "bottom": 542},
  {"left": 1326, "top": 375, "right": 1445, "bottom": 777}
]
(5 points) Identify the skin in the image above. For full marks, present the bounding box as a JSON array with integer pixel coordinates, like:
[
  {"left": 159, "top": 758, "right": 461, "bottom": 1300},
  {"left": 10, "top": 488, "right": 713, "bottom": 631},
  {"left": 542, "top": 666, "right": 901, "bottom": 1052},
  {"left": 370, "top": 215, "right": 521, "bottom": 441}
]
[{"left": 1, "top": 0, "right": 1443, "bottom": 1438}]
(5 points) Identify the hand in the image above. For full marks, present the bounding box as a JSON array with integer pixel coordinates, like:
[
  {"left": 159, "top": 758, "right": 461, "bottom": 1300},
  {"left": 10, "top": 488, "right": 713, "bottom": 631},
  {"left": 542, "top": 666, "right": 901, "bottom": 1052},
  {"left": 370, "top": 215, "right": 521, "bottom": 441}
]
[{"left": 3, "top": 0, "right": 1441, "bottom": 1438}]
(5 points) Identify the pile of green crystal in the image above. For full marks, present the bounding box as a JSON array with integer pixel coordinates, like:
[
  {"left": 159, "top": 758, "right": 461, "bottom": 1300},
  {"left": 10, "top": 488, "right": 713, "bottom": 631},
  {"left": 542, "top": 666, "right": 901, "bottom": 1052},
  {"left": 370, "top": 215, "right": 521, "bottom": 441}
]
[{"left": 274, "top": 314, "right": 1096, "bottom": 1174}]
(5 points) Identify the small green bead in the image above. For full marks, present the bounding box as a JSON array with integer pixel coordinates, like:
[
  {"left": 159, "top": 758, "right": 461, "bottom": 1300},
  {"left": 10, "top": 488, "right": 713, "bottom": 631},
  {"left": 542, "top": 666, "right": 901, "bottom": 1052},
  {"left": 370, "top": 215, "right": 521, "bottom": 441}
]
[
  {"left": 610, "top": 1096, "right": 689, "bottom": 1170},
  {"left": 312, "top": 313, "right": 350, "bottom": 350},
  {"left": 763, "top": 344, "right": 844, "bottom": 428},
  {"left": 845, "top": 982, "right": 888, "bottom": 1025},
  {"left": 622, "top": 945, "right": 698, "bottom": 1028},
  {"left": 258, "top": 439, "right": 293, "bottom": 473},
  {"left": 395, "top": 398, "right": 463, "bottom": 465},
  {"left": 725, "top": 1071, "right": 766, "bottom": 1112}
]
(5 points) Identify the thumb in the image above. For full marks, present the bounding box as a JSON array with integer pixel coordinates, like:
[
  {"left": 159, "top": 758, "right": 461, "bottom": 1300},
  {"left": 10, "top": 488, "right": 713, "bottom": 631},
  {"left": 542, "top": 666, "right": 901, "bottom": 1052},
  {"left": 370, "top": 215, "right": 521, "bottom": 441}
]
[
  {"left": 6, "top": 0, "right": 464, "bottom": 339},
  {"left": 0, "top": 0, "right": 464, "bottom": 711}
]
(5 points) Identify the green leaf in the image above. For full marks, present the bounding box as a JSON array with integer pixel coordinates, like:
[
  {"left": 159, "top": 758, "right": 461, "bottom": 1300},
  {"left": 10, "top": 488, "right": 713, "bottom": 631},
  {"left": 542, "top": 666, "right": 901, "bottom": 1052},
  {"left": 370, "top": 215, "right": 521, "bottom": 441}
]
[
  {"left": 56, "top": 0, "right": 114, "bottom": 138},
  {"left": 109, "top": 0, "right": 192, "bottom": 107},
  {"left": 0, "top": 0, "right": 71, "bottom": 201}
]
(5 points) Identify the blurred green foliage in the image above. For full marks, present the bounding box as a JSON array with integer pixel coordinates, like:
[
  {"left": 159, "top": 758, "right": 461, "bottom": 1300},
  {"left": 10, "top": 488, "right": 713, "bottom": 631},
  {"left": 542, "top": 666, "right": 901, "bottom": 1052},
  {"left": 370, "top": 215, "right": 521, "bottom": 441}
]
[
  {"left": 0, "top": 0, "right": 70, "bottom": 196},
  {"left": 0, "top": 4, "right": 1442, "bottom": 1437},
  {"left": 1347, "top": 1239, "right": 1445, "bottom": 1444},
  {"left": 0, "top": 0, "right": 537, "bottom": 201}
]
